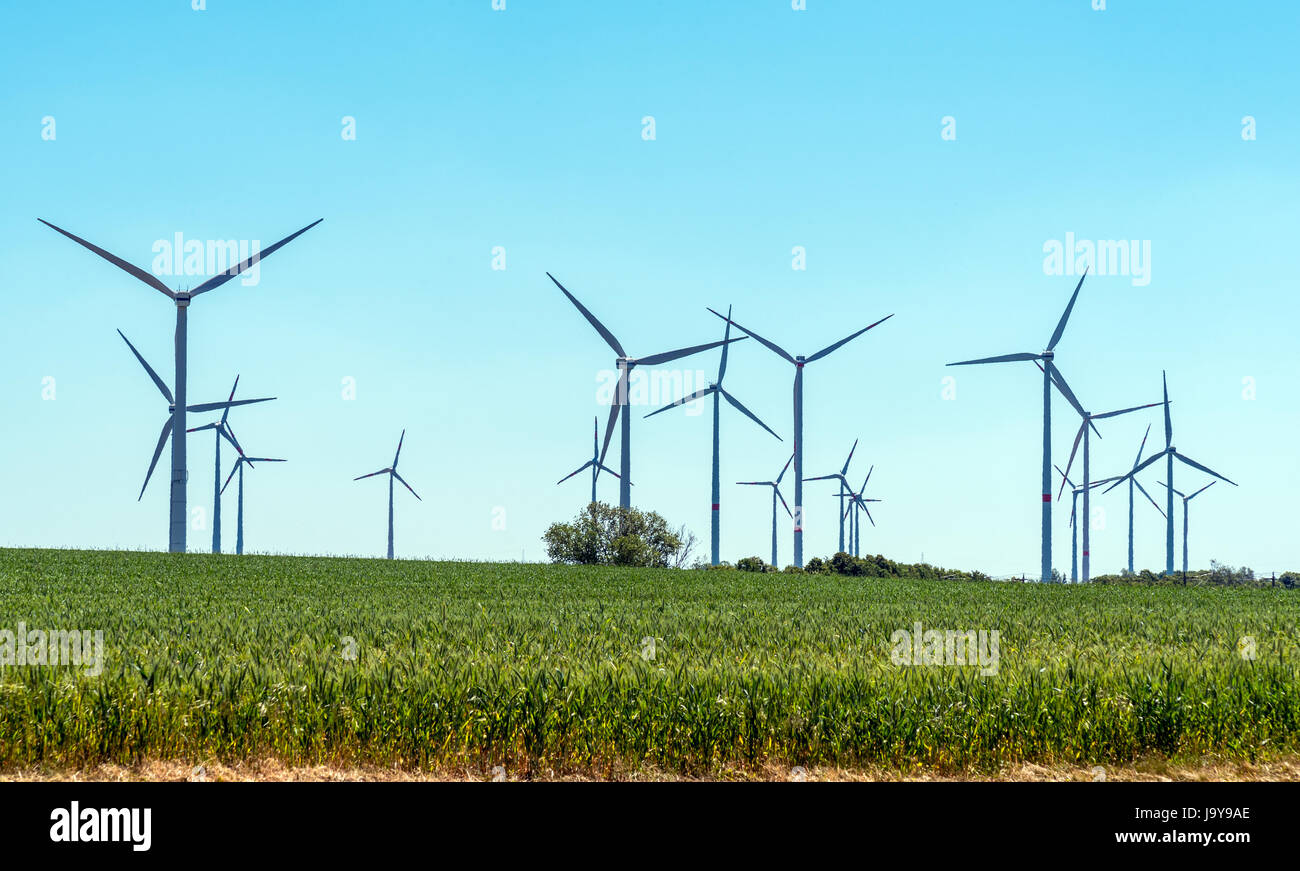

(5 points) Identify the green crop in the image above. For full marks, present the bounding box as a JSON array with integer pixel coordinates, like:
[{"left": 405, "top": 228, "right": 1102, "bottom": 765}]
[{"left": 0, "top": 548, "right": 1296, "bottom": 774}]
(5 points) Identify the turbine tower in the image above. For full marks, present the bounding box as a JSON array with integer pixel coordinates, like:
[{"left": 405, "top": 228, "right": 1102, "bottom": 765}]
[
  {"left": 646, "top": 305, "right": 780, "bottom": 565},
  {"left": 548, "top": 273, "right": 738, "bottom": 511},
  {"left": 556, "top": 416, "right": 621, "bottom": 504},
  {"left": 117, "top": 331, "right": 271, "bottom": 517},
  {"left": 947, "top": 271, "right": 1088, "bottom": 582},
  {"left": 805, "top": 439, "right": 858, "bottom": 554},
  {"left": 187, "top": 375, "right": 276, "bottom": 553},
  {"left": 42, "top": 217, "right": 321, "bottom": 552},
  {"left": 1103, "top": 372, "right": 1236, "bottom": 575},
  {"left": 736, "top": 453, "right": 794, "bottom": 567},
  {"left": 354, "top": 430, "right": 422, "bottom": 559},
  {"left": 1054, "top": 395, "right": 1166, "bottom": 583},
  {"left": 839, "top": 467, "right": 881, "bottom": 557},
  {"left": 1055, "top": 466, "right": 1119, "bottom": 583},
  {"left": 708, "top": 308, "right": 893, "bottom": 567},
  {"left": 1156, "top": 480, "right": 1217, "bottom": 574},
  {"left": 1122, "top": 424, "right": 1167, "bottom": 573},
  {"left": 220, "top": 448, "right": 286, "bottom": 556}
]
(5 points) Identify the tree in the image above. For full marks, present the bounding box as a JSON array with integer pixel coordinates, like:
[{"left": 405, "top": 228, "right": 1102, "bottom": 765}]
[{"left": 542, "top": 502, "right": 687, "bottom": 568}]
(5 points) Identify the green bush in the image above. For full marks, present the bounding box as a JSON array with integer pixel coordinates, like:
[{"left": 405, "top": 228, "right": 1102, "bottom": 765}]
[{"left": 543, "top": 502, "right": 686, "bottom": 568}]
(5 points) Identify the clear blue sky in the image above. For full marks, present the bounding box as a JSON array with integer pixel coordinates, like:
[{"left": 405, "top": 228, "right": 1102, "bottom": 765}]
[{"left": 1, "top": 1, "right": 1295, "bottom": 573}]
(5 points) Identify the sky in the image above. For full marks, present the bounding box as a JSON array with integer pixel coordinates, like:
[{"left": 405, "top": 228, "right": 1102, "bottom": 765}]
[{"left": 0, "top": 1, "right": 1296, "bottom": 574}]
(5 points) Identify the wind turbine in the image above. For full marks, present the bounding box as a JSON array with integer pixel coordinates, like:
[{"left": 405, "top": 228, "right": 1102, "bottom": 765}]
[
  {"left": 117, "top": 331, "right": 271, "bottom": 523},
  {"left": 1156, "top": 480, "right": 1217, "bottom": 574},
  {"left": 548, "top": 273, "right": 739, "bottom": 511},
  {"left": 947, "top": 271, "right": 1088, "bottom": 582},
  {"left": 1055, "top": 466, "right": 1120, "bottom": 583},
  {"left": 805, "top": 439, "right": 858, "bottom": 554},
  {"left": 839, "top": 468, "right": 881, "bottom": 557},
  {"left": 736, "top": 453, "right": 794, "bottom": 567},
  {"left": 708, "top": 308, "right": 893, "bottom": 567},
  {"left": 187, "top": 375, "right": 275, "bottom": 553},
  {"left": 1054, "top": 395, "right": 1166, "bottom": 583},
  {"left": 220, "top": 448, "right": 286, "bottom": 556},
  {"left": 645, "top": 305, "right": 781, "bottom": 565},
  {"left": 1103, "top": 372, "right": 1236, "bottom": 575},
  {"left": 41, "top": 217, "right": 321, "bottom": 552},
  {"left": 1122, "top": 424, "right": 1167, "bottom": 573},
  {"left": 354, "top": 430, "right": 422, "bottom": 560},
  {"left": 556, "top": 416, "right": 621, "bottom": 504}
]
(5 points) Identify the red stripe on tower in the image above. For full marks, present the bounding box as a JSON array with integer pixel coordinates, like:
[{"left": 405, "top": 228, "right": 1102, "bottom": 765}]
[
  {"left": 711, "top": 504, "right": 719, "bottom": 510},
  {"left": 1042, "top": 494, "right": 1051, "bottom": 502}
]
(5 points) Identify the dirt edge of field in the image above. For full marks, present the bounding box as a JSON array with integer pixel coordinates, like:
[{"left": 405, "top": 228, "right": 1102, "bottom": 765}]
[{"left": 5, "top": 756, "right": 1299, "bottom": 782}]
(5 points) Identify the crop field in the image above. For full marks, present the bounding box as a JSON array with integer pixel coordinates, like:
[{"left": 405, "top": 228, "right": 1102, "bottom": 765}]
[{"left": 1, "top": 548, "right": 1297, "bottom": 777}]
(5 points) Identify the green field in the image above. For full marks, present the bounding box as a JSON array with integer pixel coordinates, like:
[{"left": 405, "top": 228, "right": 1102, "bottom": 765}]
[{"left": 1, "top": 548, "right": 1297, "bottom": 775}]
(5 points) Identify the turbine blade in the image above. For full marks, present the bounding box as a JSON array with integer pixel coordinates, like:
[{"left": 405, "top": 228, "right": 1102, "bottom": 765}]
[
  {"left": 547, "top": 273, "right": 625, "bottom": 357},
  {"left": 644, "top": 384, "right": 716, "bottom": 418},
  {"left": 946, "top": 351, "right": 1042, "bottom": 366},
  {"left": 1173, "top": 452, "right": 1236, "bottom": 486},
  {"left": 598, "top": 380, "right": 623, "bottom": 467},
  {"left": 1170, "top": 369, "right": 1180, "bottom": 449},
  {"left": 1133, "top": 479, "right": 1166, "bottom": 517},
  {"left": 354, "top": 468, "right": 390, "bottom": 481},
  {"left": 221, "top": 375, "right": 240, "bottom": 425},
  {"left": 393, "top": 429, "right": 406, "bottom": 469},
  {"left": 40, "top": 220, "right": 175, "bottom": 298},
  {"left": 1046, "top": 269, "right": 1087, "bottom": 351},
  {"left": 1187, "top": 480, "right": 1217, "bottom": 501},
  {"left": 775, "top": 487, "right": 793, "bottom": 519},
  {"left": 189, "top": 219, "right": 324, "bottom": 296},
  {"left": 1047, "top": 364, "right": 1088, "bottom": 421},
  {"left": 863, "top": 504, "right": 876, "bottom": 527},
  {"left": 1155, "top": 480, "right": 1185, "bottom": 499},
  {"left": 717, "top": 304, "right": 733, "bottom": 383},
  {"left": 595, "top": 462, "right": 621, "bottom": 479},
  {"left": 221, "top": 459, "right": 241, "bottom": 494},
  {"left": 1058, "top": 421, "right": 1085, "bottom": 501},
  {"left": 186, "top": 396, "right": 274, "bottom": 413},
  {"left": 186, "top": 422, "right": 218, "bottom": 433},
  {"left": 557, "top": 460, "right": 594, "bottom": 485},
  {"left": 139, "top": 418, "right": 173, "bottom": 500},
  {"left": 636, "top": 337, "right": 739, "bottom": 368},
  {"left": 720, "top": 388, "right": 781, "bottom": 440},
  {"left": 1102, "top": 450, "right": 1165, "bottom": 494},
  {"left": 861, "top": 465, "right": 873, "bottom": 493},
  {"left": 222, "top": 422, "right": 245, "bottom": 457},
  {"left": 1093, "top": 400, "right": 1166, "bottom": 421},
  {"left": 393, "top": 470, "right": 421, "bottom": 500},
  {"left": 117, "top": 330, "right": 173, "bottom": 404},
  {"left": 706, "top": 307, "right": 794, "bottom": 364},
  {"left": 1133, "top": 423, "right": 1152, "bottom": 470},
  {"left": 841, "top": 438, "right": 858, "bottom": 475},
  {"left": 806, "top": 314, "right": 893, "bottom": 363},
  {"left": 775, "top": 452, "right": 794, "bottom": 485},
  {"left": 1053, "top": 463, "right": 1076, "bottom": 491},
  {"left": 243, "top": 457, "right": 285, "bottom": 463}
]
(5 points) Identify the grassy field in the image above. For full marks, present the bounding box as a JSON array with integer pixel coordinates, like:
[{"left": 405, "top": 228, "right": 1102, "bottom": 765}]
[{"left": 1, "top": 548, "right": 1297, "bottom": 777}]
